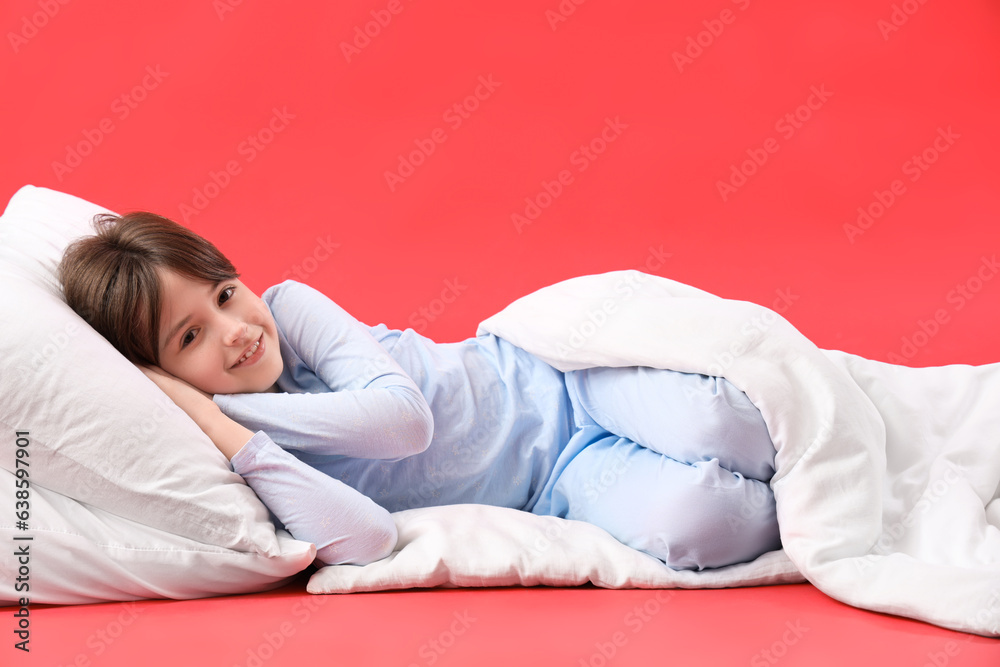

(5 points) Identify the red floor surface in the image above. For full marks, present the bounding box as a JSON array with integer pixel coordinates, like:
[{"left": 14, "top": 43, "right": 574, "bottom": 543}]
[
  {"left": 3, "top": 0, "right": 1000, "bottom": 665},
  {"left": 12, "top": 576, "right": 1000, "bottom": 666}
]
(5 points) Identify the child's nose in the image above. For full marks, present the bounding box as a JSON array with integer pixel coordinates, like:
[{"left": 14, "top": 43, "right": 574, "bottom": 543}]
[{"left": 225, "top": 321, "right": 250, "bottom": 345}]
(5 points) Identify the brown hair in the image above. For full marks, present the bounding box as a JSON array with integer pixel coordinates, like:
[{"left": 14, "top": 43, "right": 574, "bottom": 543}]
[{"left": 58, "top": 211, "right": 240, "bottom": 366}]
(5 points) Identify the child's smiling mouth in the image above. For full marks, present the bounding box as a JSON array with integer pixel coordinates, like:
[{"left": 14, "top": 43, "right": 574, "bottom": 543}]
[{"left": 232, "top": 335, "right": 263, "bottom": 368}]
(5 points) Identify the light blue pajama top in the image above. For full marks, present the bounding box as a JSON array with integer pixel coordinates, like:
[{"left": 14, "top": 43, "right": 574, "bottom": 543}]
[{"left": 213, "top": 280, "right": 576, "bottom": 566}]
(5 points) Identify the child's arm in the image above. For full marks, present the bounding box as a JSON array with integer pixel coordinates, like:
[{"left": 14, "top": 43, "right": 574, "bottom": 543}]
[
  {"left": 214, "top": 280, "right": 435, "bottom": 461},
  {"left": 230, "top": 430, "right": 396, "bottom": 565},
  {"left": 139, "top": 365, "right": 396, "bottom": 565}
]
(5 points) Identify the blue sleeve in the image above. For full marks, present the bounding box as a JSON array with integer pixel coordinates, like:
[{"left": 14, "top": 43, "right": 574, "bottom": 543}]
[
  {"left": 231, "top": 429, "right": 397, "bottom": 566},
  {"left": 213, "top": 280, "right": 433, "bottom": 460}
]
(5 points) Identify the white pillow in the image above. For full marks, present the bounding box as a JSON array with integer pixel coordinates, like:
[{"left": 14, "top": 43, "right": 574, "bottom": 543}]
[{"left": 0, "top": 185, "right": 315, "bottom": 604}]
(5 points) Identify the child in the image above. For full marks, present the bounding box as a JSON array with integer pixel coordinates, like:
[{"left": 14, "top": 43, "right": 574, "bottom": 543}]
[{"left": 58, "top": 211, "right": 782, "bottom": 570}]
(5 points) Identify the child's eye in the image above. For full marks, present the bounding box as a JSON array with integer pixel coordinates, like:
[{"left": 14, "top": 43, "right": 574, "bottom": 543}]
[{"left": 179, "top": 286, "right": 235, "bottom": 351}]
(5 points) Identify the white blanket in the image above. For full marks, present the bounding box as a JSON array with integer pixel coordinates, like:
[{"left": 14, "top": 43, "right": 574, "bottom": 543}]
[{"left": 308, "top": 270, "right": 1000, "bottom": 636}]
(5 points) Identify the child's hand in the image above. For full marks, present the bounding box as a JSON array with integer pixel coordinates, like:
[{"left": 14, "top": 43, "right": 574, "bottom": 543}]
[
  {"left": 137, "top": 364, "right": 253, "bottom": 460},
  {"left": 137, "top": 364, "right": 216, "bottom": 424}
]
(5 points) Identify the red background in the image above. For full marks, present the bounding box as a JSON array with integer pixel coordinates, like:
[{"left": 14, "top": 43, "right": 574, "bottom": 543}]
[{"left": 2, "top": 0, "right": 999, "bottom": 664}]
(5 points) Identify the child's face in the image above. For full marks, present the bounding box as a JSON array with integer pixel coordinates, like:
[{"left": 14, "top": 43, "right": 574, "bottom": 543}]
[{"left": 155, "top": 268, "right": 283, "bottom": 395}]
